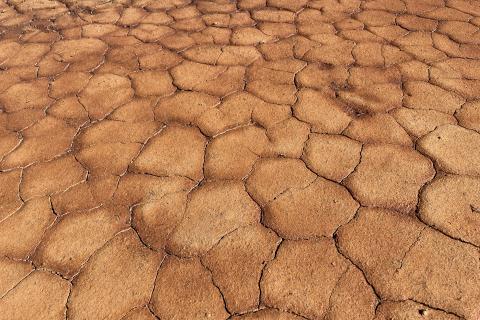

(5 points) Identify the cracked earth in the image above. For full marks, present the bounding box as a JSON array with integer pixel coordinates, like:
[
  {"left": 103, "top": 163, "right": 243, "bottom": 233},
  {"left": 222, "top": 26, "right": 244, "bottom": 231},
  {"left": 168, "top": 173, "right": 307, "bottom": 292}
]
[{"left": 0, "top": 0, "right": 480, "bottom": 319}]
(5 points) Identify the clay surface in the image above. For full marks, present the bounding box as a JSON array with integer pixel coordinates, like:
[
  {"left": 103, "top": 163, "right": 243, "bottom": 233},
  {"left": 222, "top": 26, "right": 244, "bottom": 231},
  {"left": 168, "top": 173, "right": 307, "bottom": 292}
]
[{"left": 0, "top": 0, "right": 480, "bottom": 319}]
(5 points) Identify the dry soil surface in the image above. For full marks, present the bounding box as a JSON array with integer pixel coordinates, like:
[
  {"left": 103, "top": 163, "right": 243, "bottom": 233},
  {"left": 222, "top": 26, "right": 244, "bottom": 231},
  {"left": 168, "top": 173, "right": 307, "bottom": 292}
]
[{"left": 1, "top": 0, "right": 480, "bottom": 319}]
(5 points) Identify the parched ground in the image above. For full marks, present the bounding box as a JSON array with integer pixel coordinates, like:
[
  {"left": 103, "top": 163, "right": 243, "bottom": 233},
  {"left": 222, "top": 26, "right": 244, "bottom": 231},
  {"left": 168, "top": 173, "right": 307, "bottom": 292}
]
[{"left": 0, "top": 0, "right": 480, "bottom": 319}]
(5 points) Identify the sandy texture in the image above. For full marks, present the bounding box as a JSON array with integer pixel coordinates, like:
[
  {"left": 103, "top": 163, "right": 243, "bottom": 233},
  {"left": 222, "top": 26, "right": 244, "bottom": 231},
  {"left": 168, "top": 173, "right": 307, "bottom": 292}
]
[{"left": 0, "top": 0, "right": 480, "bottom": 319}]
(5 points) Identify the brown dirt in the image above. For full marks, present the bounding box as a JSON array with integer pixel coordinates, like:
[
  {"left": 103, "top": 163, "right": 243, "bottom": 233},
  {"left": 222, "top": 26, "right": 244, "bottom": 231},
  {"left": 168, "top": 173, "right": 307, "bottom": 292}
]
[{"left": 0, "top": 0, "right": 480, "bottom": 319}]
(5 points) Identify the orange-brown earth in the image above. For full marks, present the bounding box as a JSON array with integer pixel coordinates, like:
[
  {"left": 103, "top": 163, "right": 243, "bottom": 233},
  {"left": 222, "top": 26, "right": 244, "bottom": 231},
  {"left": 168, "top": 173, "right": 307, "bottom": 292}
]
[{"left": 0, "top": 0, "right": 480, "bottom": 319}]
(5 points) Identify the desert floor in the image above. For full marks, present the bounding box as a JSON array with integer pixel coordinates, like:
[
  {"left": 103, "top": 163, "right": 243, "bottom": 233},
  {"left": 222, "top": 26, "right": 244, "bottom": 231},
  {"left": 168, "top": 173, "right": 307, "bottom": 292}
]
[{"left": 0, "top": 0, "right": 480, "bottom": 319}]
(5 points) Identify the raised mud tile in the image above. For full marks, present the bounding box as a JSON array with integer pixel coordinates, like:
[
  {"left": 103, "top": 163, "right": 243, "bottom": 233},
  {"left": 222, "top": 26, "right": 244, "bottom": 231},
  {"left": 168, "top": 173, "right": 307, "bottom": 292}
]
[
  {"left": 218, "top": 46, "right": 263, "bottom": 66},
  {"left": 417, "top": 124, "right": 480, "bottom": 176},
  {"left": 33, "top": 205, "right": 130, "bottom": 278},
  {"left": 182, "top": 44, "right": 223, "bottom": 64},
  {"left": 0, "top": 271, "right": 70, "bottom": 320},
  {"left": 76, "top": 142, "right": 142, "bottom": 176},
  {"left": 196, "top": 12, "right": 226, "bottom": 27},
  {"left": 159, "top": 32, "right": 197, "bottom": 51},
  {"left": 171, "top": 17, "right": 205, "bottom": 32},
  {"left": 374, "top": 300, "right": 461, "bottom": 320},
  {"left": 397, "top": 60, "right": 430, "bottom": 81},
  {"left": 303, "top": 41, "right": 355, "bottom": 66},
  {"left": 113, "top": 173, "right": 195, "bottom": 206},
  {"left": 199, "top": 27, "right": 232, "bottom": 44},
  {"left": 446, "top": 0, "right": 480, "bottom": 16},
  {"left": 229, "top": 12, "right": 255, "bottom": 28},
  {"left": 231, "top": 309, "right": 304, "bottom": 320},
  {"left": 259, "top": 22, "right": 296, "bottom": 38},
  {"left": 0, "top": 197, "right": 55, "bottom": 259},
  {"left": 0, "top": 133, "right": 20, "bottom": 164},
  {"left": 121, "top": 307, "right": 157, "bottom": 320},
  {"left": 51, "top": 38, "right": 107, "bottom": 63},
  {"left": 3, "top": 107, "right": 45, "bottom": 131},
  {"left": 169, "top": 5, "right": 200, "bottom": 19},
  {"left": 419, "top": 175, "right": 480, "bottom": 246},
  {"left": 455, "top": 100, "right": 480, "bottom": 132},
  {"left": 337, "top": 207, "right": 480, "bottom": 318},
  {"left": 0, "top": 169, "right": 22, "bottom": 220},
  {"left": 338, "top": 83, "right": 403, "bottom": 113},
  {"left": 295, "top": 64, "right": 349, "bottom": 90},
  {"left": 362, "top": 0, "right": 406, "bottom": 13},
  {"left": 20, "top": 155, "right": 86, "bottom": 200},
  {"left": 238, "top": 0, "right": 267, "bottom": 10},
  {"left": 138, "top": 49, "right": 182, "bottom": 70},
  {"left": 231, "top": 27, "right": 275, "bottom": 45},
  {"left": 118, "top": 7, "right": 147, "bottom": 26},
  {"left": 356, "top": 9, "right": 396, "bottom": 26},
  {"left": 246, "top": 80, "right": 297, "bottom": 105},
  {"left": 0, "top": 71, "right": 21, "bottom": 95},
  {"left": 196, "top": 91, "right": 291, "bottom": 136},
  {"left": 0, "top": 257, "right": 33, "bottom": 297},
  {"left": 37, "top": 53, "right": 68, "bottom": 77},
  {"left": 252, "top": 9, "right": 295, "bottom": 23},
  {"left": 155, "top": 91, "right": 219, "bottom": 124},
  {"left": 0, "top": 79, "right": 53, "bottom": 112},
  {"left": 49, "top": 72, "right": 91, "bottom": 98},
  {"left": 132, "top": 125, "right": 206, "bottom": 181},
  {"left": 68, "top": 230, "right": 162, "bottom": 320},
  {"left": 1, "top": 117, "right": 77, "bottom": 169},
  {"left": 430, "top": 58, "right": 480, "bottom": 80},
  {"left": 423, "top": 6, "right": 472, "bottom": 22},
  {"left": 252, "top": 101, "right": 291, "bottom": 129},
  {"left": 261, "top": 239, "right": 350, "bottom": 319},
  {"left": 50, "top": 174, "right": 118, "bottom": 214},
  {"left": 151, "top": 256, "right": 229, "bottom": 320},
  {"left": 437, "top": 20, "right": 480, "bottom": 45},
  {"left": 170, "top": 60, "right": 225, "bottom": 87},
  {"left": 167, "top": 181, "right": 260, "bottom": 257},
  {"left": 344, "top": 144, "right": 434, "bottom": 213},
  {"left": 298, "top": 20, "right": 335, "bottom": 37},
  {"left": 2, "top": 43, "right": 50, "bottom": 68},
  {"left": 336, "top": 207, "right": 425, "bottom": 286},
  {"left": 76, "top": 120, "right": 160, "bottom": 146},
  {"left": 402, "top": 231, "right": 480, "bottom": 318},
  {"left": 132, "top": 192, "right": 188, "bottom": 251},
  {"left": 340, "top": 29, "right": 384, "bottom": 43},
  {"left": 268, "top": 0, "right": 307, "bottom": 11},
  {"left": 294, "top": 89, "right": 352, "bottom": 134},
  {"left": 303, "top": 134, "right": 362, "bottom": 182},
  {"left": 194, "top": 92, "right": 256, "bottom": 134},
  {"left": 325, "top": 266, "right": 377, "bottom": 320},
  {"left": 265, "top": 117, "right": 310, "bottom": 158},
  {"left": 351, "top": 68, "right": 398, "bottom": 87},
  {"left": 79, "top": 73, "right": 134, "bottom": 120},
  {"left": 202, "top": 224, "right": 280, "bottom": 314},
  {"left": 204, "top": 126, "right": 270, "bottom": 180},
  {"left": 390, "top": 108, "right": 457, "bottom": 138},
  {"left": 47, "top": 96, "right": 89, "bottom": 126},
  {"left": 129, "top": 71, "right": 176, "bottom": 97},
  {"left": 435, "top": 81, "right": 480, "bottom": 101},
  {"left": 109, "top": 98, "right": 155, "bottom": 122},
  {"left": 142, "top": 11, "right": 174, "bottom": 24},
  {"left": 265, "top": 177, "right": 359, "bottom": 238},
  {"left": 403, "top": 81, "right": 465, "bottom": 114},
  {"left": 200, "top": 66, "right": 246, "bottom": 96},
  {"left": 130, "top": 24, "right": 174, "bottom": 42},
  {"left": 343, "top": 114, "right": 413, "bottom": 146},
  {"left": 258, "top": 40, "right": 294, "bottom": 60},
  {"left": 172, "top": 61, "right": 245, "bottom": 96},
  {"left": 246, "top": 158, "right": 316, "bottom": 206},
  {"left": 197, "top": 0, "right": 236, "bottom": 13}
]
